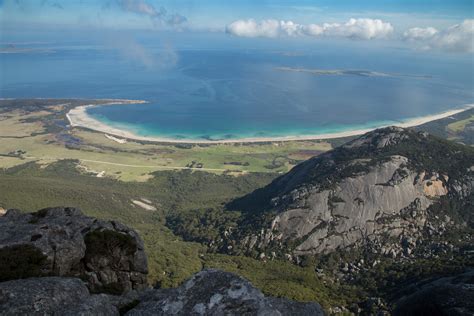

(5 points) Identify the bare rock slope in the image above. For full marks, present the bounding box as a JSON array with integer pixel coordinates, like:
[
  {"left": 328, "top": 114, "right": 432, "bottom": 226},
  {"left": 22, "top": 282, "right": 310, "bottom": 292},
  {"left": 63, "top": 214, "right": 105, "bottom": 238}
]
[{"left": 229, "top": 127, "right": 474, "bottom": 258}]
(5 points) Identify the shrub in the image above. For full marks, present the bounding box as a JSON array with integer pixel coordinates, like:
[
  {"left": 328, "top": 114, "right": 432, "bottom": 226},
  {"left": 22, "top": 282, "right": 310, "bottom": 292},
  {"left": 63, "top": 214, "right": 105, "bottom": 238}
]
[
  {"left": 84, "top": 229, "right": 137, "bottom": 258},
  {"left": 0, "top": 244, "right": 49, "bottom": 281}
]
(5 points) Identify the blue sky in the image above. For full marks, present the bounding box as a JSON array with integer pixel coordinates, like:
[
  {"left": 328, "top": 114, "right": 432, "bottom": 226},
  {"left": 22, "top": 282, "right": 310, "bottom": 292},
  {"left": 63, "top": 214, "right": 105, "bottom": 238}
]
[
  {"left": 1, "top": 0, "right": 472, "bottom": 30},
  {"left": 0, "top": 0, "right": 473, "bottom": 53}
]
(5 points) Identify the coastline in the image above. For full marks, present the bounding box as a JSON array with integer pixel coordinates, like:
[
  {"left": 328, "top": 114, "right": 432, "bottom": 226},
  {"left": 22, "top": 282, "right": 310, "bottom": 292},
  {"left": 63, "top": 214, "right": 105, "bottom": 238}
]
[{"left": 66, "top": 102, "right": 474, "bottom": 144}]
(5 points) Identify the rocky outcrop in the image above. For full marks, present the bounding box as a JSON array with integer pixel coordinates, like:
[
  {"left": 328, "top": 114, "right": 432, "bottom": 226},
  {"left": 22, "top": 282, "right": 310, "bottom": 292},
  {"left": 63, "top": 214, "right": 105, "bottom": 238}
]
[
  {"left": 0, "top": 271, "right": 325, "bottom": 316},
  {"left": 0, "top": 207, "right": 148, "bottom": 294},
  {"left": 126, "top": 269, "right": 324, "bottom": 315},
  {"left": 229, "top": 127, "right": 474, "bottom": 258},
  {"left": 0, "top": 208, "right": 325, "bottom": 315},
  {"left": 241, "top": 155, "right": 456, "bottom": 256},
  {"left": 393, "top": 270, "right": 474, "bottom": 316},
  {"left": 0, "top": 277, "right": 118, "bottom": 315}
]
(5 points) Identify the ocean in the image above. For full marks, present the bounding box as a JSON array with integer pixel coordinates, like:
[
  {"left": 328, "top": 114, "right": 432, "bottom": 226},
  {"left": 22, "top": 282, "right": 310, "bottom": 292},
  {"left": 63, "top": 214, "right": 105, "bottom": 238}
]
[{"left": 1, "top": 33, "right": 473, "bottom": 140}]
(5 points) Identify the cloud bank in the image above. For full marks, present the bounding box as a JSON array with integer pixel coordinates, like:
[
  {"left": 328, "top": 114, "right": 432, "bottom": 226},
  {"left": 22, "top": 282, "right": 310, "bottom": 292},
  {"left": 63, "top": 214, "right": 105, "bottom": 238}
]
[
  {"left": 227, "top": 17, "right": 473, "bottom": 53},
  {"left": 403, "top": 19, "right": 473, "bottom": 53},
  {"left": 226, "top": 18, "right": 394, "bottom": 40}
]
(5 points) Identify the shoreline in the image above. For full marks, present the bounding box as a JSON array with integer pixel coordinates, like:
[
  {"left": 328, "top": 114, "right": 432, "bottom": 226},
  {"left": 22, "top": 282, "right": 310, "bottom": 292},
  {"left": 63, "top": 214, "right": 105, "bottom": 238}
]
[{"left": 66, "top": 101, "right": 474, "bottom": 144}]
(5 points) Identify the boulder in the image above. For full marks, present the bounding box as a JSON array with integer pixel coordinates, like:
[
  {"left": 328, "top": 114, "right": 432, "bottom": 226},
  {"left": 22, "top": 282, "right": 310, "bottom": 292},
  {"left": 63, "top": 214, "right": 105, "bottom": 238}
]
[
  {"left": 0, "top": 277, "right": 118, "bottom": 315},
  {"left": 393, "top": 270, "right": 474, "bottom": 316},
  {"left": 126, "top": 269, "right": 324, "bottom": 315},
  {"left": 0, "top": 207, "right": 148, "bottom": 294}
]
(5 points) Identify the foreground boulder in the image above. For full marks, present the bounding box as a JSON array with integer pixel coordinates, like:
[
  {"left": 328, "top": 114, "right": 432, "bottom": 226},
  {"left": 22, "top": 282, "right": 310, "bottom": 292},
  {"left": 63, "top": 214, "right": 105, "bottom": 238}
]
[
  {"left": 0, "top": 270, "right": 324, "bottom": 315},
  {"left": 0, "top": 277, "right": 118, "bottom": 315},
  {"left": 127, "top": 269, "right": 324, "bottom": 315},
  {"left": 393, "top": 270, "right": 474, "bottom": 316},
  {"left": 0, "top": 207, "right": 148, "bottom": 294},
  {"left": 0, "top": 207, "right": 324, "bottom": 315}
]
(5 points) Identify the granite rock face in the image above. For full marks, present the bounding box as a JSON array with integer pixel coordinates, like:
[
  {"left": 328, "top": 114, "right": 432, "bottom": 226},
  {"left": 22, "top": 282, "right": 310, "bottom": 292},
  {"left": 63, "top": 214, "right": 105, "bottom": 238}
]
[
  {"left": 229, "top": 127, "right": 474, "bottom": 258},
  {"left": 0, "top": 277, "right": 118, "bottom": 315},
  {"left": 393, "top": 270, "right": 474, "bottom": 316},
  {"left": 126, "top": 269, "right": 324, "bottom": 316},
  {"left": 0, "top": 207, "right": 148, "bottom": 294},
  {"left": 244, "top": 155, "right": 451, "bottom": 256}
]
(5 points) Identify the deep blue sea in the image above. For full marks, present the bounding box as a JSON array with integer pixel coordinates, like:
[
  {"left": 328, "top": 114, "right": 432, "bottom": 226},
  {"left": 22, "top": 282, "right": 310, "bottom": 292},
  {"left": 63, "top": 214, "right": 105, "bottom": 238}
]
[{"left": 1, "top": 33, "right": 473, "bottom": 140}]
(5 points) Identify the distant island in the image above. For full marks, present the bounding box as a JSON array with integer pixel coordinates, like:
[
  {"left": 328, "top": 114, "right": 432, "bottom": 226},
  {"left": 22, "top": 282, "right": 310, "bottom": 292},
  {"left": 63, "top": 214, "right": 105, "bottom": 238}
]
[{"left": 276, "top": 67, "right": 432, "bottom": 79}]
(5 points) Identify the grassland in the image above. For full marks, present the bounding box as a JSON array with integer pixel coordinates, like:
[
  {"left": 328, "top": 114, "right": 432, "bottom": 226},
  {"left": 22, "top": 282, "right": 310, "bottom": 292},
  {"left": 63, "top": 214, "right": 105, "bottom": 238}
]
[
  {"left": 0, "top": 99, "right": 332, "bottom": 181},
  {"left": 447, "top": 114, "right": 474, "bottom": 133},
  {"left": 416, "top": 108, "right": 474, "bottom": 145}
]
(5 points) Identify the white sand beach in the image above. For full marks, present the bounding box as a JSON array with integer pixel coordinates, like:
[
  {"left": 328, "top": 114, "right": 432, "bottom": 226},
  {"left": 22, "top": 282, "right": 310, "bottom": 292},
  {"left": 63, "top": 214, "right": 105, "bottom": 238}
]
[{"left": 66, "top": 102, "right": 474, "bottom": 144}]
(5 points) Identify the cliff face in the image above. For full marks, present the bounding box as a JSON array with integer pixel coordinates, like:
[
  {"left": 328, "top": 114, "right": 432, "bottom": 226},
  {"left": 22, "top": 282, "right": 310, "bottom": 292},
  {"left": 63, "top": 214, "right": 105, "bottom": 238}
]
[{"left": 229, "top": 127, "right": 474, "bottom": 258}]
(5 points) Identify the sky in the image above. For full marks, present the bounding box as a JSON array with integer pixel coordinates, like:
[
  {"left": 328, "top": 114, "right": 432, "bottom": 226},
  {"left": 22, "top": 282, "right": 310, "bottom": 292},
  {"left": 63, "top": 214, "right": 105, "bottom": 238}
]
[{"left": 0, "top": 0, "right": 473, "bottom": 53}]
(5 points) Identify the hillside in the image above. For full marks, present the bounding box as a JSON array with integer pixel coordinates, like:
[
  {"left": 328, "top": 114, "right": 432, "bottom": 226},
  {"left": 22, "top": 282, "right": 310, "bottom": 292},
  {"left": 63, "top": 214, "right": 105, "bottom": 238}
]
[
  {"left": 162, "top": 127, "right": 474, "bottom": 313},
  {"left": 226, "top": 127, "right": 473, "bottom": 257}
]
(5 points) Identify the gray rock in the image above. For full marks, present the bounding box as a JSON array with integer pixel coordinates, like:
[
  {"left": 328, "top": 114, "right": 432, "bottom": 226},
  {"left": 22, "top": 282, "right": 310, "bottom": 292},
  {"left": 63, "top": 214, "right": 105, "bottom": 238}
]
[
  {"left": 126, "top": 269, "right": 324, "bottom": 315},
  {"left": 393, "top": 270, "right": 474, "bottom": 316},
  {"left": 0, "top": 207, "right": 148, "bottom": 294},
  {"left": 232, "top": 127, "right": 473, "bottom": 258},
  {"left": 0, "top": 277, "right": 118, "bottom": 315},
  {"left": 239, "top": 155, "right": 447, "bottom": 255}
]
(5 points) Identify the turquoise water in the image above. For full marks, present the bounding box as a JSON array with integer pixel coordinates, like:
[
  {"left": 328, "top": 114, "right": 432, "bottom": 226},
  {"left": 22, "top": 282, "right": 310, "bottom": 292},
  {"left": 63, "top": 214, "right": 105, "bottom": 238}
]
[
  {"left": 91, "top": 107, "right": 398, "bottom": 140},
  {"left": 1, "top": 34, "right": 473, "bottom": 140}
]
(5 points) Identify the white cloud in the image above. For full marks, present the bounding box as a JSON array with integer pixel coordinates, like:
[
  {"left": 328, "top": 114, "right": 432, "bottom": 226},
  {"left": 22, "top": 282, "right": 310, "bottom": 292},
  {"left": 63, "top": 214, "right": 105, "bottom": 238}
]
[
  {"left": 226, "top": 18, "right": 394, "bottom": 40},
  {"left": 404, "top": 20, "right": 473, "bottom": 53},
  {"left": 303, "top": 24, "right": 324, "bottom": 36},
  {"left": 118, "top": 0, "right": 163, "bottom": 17},
  {"left": 320, "top": 18, "right": 394, "bottom": 40},
  {"left": 403, "top": 27, "right": 438, "bottom": 41},
  {"left": 116, "top": 0, "right": 187, "bottom": 26},
  {"left": 225, "top": 19, "right": 280, "bottom": 38}
]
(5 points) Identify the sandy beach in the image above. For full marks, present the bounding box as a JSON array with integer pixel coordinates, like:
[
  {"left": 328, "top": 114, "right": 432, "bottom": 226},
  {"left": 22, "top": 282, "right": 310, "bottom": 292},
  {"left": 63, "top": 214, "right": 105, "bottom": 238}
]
[{"left": 67, "top": 102, "right": 474, "bottom": 144}]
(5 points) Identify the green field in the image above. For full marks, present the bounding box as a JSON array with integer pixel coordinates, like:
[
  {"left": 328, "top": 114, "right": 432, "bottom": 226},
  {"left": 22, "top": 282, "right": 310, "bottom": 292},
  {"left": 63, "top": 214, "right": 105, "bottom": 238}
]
[
  {"left": 447, "top": 114, "right": 474, "bottom": 133},
  {"left": 0, "top": 99, "right": 332, "bottom": 181}
]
